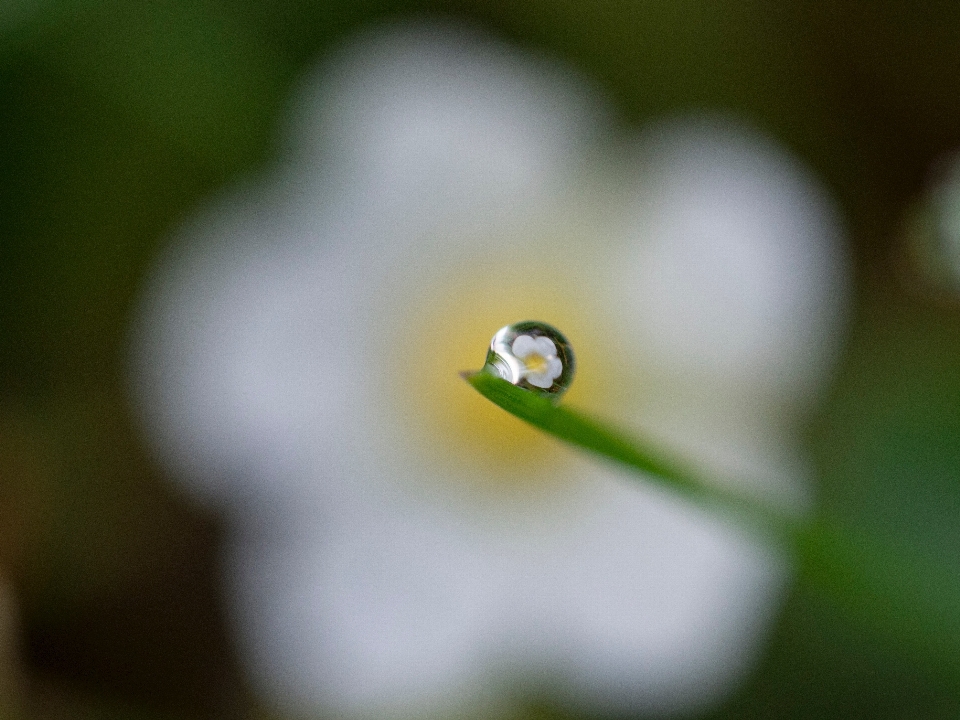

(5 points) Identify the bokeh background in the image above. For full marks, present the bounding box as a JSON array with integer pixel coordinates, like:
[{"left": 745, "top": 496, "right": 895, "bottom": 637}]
[{"left": 3, "top": 1, "right": 960, "bottom": 718}]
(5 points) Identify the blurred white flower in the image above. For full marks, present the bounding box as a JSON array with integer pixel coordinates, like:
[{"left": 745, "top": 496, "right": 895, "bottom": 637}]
[{"left": 132, "top": 20, "right": 848, "bottom": 720}]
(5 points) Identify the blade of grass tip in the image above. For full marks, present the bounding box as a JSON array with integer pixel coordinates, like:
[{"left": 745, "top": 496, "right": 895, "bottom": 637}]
[
  {"left": 464, "top": 370, "right": 960, "bottom": 684},
  {"left": 464, "top": 370, "right": 799, "bottom": 545}
]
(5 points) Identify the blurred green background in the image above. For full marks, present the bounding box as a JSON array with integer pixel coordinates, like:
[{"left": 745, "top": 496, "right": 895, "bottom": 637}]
[{"left": 2, "top": 0, "right": 960, "bottom": 718}]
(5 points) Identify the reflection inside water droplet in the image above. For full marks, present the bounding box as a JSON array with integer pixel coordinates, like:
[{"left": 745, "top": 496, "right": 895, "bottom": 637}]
[{"left": 484, "top": 321, "right": 575, "bottom": 399}]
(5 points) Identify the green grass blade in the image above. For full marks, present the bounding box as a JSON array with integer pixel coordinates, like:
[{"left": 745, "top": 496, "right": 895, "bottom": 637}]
[
  {"left": 464, "top": 371, "right": 798, "bottom": 543},
  {"left": 465, "top": 370, "right": 960, "bottom": 682}
]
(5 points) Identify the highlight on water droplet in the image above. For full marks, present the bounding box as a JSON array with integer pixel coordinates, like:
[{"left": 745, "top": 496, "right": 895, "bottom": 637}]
[{"left": 481, "top": 321, "right": 575, "bottom": 399}]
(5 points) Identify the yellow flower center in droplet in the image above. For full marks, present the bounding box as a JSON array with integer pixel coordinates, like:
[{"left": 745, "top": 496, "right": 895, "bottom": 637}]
[
  {"left": 522, "top": 353, "right": 549, "bottom": 375},
  {"left": 387, "top": 258, "right": 615, "bottom": 496}
]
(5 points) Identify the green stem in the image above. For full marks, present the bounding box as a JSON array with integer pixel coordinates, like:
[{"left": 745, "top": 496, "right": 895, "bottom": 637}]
[
  {"left": 466, "top": 371, "right": 799, "bottom": 543},
  {"left": 465, "top": 371, "right": 960, "bottom": 683}
]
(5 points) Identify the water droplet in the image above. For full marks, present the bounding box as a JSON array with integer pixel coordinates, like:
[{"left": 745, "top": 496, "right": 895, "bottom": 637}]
[{"left": 483, "top": 321, "right": 575, "bottom": 399}]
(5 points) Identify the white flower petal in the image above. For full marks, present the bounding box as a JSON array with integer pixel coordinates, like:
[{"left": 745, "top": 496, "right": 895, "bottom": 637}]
[
  {"left": 227, "top": 497, "right": 500, "bottom": 718},
  {"left": 532, "top": 335, "right": 558, "bottom": 358},
  {"left": 523, "top": 476, "right": 785, "bottom": 714},
  {"left": 510, "top": 334, "right": 538, "bottom": 359},
  {"left": 547, "top": 356, "right": 563, "bottom": 380},
  {"left": 289, "top": 21, "right": 608, "bottom": 233},
  {"left": 608, "top": 118, "right": 848, "bottom": 407},
  {"left": 132, "top": 191, "right": 310, "bottom": 504},
  {"left": 525, "top": 371, "right": 555, "bottom": 389}
]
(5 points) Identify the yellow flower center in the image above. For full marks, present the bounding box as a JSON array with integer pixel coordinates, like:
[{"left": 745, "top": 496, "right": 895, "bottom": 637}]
[
  {"left": 386, "top": 258, "right": 615, "bottom": 497},
  {"left": 522, "top": 353, "right": 550, "bottom": 375}
]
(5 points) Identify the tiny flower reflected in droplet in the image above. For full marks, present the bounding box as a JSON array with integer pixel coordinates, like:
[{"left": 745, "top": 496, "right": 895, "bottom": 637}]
[
  {"left": 511, "top": 334, "right": 563, "bottom": 388},
  {"left": 484, "top": 321, "right": 575, "bottom": 399}
]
